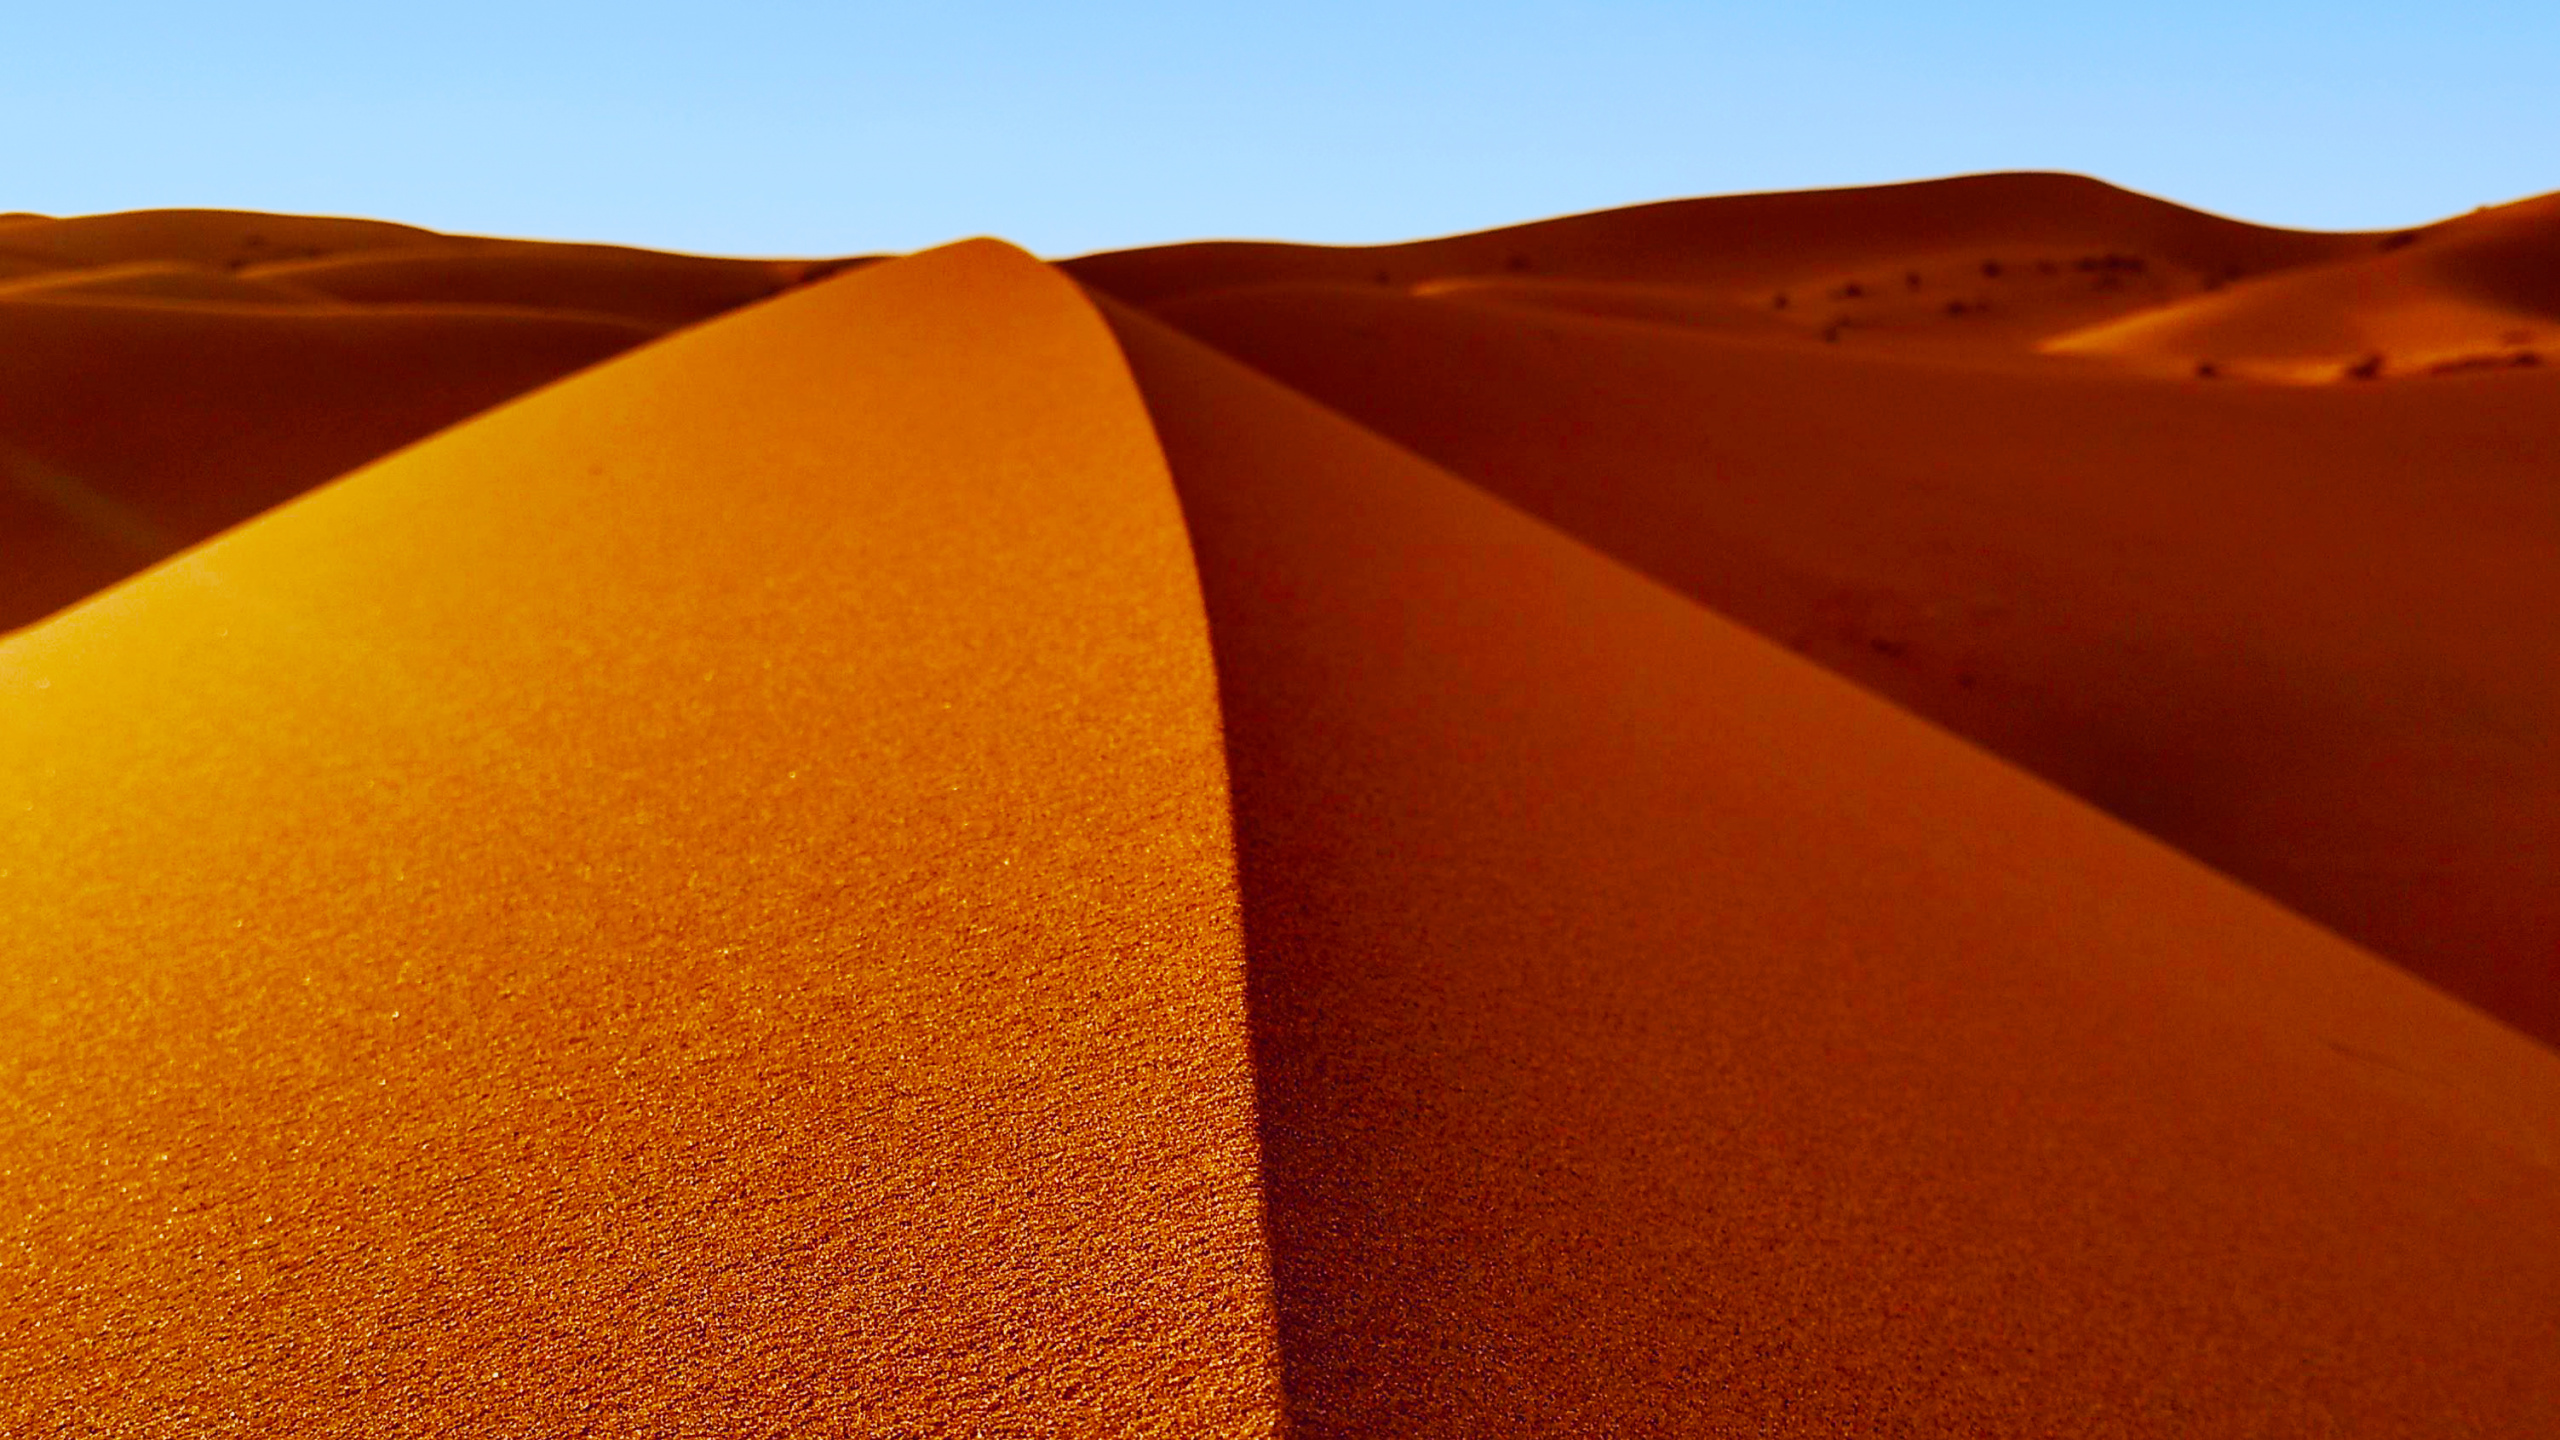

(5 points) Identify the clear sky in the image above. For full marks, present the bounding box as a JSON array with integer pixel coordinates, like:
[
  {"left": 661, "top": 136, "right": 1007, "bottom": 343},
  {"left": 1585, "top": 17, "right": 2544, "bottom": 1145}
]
[{"left": 9, "top": 2, "right": 2553, "bottom": 257}]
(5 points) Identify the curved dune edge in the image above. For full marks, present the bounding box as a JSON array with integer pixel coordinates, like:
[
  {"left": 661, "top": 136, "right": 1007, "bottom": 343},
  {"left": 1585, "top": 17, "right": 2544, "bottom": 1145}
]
[
  {"left": 0, "top": 210, "right": 860, "bottom": 636},
  {"left": 1100, "top": 294, "right": 2560, "bottom": 1434},
  {"left": 0, "top": 176, "right": 2556, "bottom": 1432},
  {"left": 0, "top": 242, "right": 1285, "bottom": 1435},
  {"left": 1137, "top": 264, "right": 2560, "bottom": 1050},
  {"left": 0, "top": 296, "right": 668, "bottom": 635}
]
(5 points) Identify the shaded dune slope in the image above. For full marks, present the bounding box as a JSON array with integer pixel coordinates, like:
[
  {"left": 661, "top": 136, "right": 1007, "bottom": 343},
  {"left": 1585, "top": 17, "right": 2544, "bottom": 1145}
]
[
  {"left": 0, "top": 243, "right": 1284, "bottom": 1437},
  {"left": 1115, "top": 223, "right": 2560, "bottom": 1049},
  {"left": 1106, "top": 298, "right": 2560, "bottom": 1436}
]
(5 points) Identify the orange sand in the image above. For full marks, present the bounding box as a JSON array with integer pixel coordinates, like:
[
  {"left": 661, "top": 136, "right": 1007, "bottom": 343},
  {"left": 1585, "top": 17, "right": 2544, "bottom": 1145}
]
[
  {"left": 1110, "top": 293, "right": 2560, "bottom": 1436},
  {"left": 1080, "top": 173, "right": 2560, "bottom": 1049},
  {"left": 2, "top": 179, "right": 2556, "bottom": 1433},
  {"left": 2047, "top": 192, "right": 2559, "bottom": 379},
  {"left": 0, "top": 211, "right": 846, "bottom": 632},
  {"left": 0, "top": 242, "right": 1280, "bottom": 1435}
]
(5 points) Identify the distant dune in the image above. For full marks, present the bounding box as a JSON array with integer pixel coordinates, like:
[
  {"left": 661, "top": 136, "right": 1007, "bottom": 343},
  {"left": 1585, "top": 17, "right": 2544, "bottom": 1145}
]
[
  {"left": 0, "top": 210, "right": 863, "bottom": 631},
  {"left": 2, "top": 178, "right": 2555, "bottom": 1435},
  {"left": 2046, "top": 192, "right": 2559, "bottom": 380}
]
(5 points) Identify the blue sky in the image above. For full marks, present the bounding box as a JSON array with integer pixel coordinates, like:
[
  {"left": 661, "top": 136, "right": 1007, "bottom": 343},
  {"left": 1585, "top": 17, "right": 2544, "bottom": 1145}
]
[{"left": 8, "top": 2, "right": 2553, "bottom": 257}]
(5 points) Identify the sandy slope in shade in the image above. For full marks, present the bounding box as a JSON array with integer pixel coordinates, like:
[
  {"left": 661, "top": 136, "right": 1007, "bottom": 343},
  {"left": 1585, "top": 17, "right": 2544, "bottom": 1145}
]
[
  {"left": 0, "top": 243, "right": 1285, "bottom": 1437},
  {"left": 1127, "top": 273, "right": 2560, "bottom": 1050},
  {"left": 1103, "top": 298, "right": 2560, "bottom": 1437}
]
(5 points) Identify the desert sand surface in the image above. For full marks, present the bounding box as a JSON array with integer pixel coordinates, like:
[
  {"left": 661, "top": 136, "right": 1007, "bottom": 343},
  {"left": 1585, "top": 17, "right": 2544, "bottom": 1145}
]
[
  {"left": 0, "top": 242, "right": 1281, "bottom": 1435},
  {"left": 0, "top": 210, "right": 846, "bottom": 632},
  {"left": 1109, "top": 294, "right": 2560, "bottom": 1436},
  {"left": 2047, "top": 192, "right": 2559, "bottom": 380},
  {"left": 2, "top": 178, "right": 2556, "bottom": 1433},
  {"left": 1079, "top": 173, "right": 2560, "bottom": 1049}
]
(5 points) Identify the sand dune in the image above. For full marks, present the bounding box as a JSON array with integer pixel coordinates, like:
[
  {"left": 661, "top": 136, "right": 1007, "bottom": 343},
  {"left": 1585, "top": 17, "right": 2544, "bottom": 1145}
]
[
  {"left": 2048, "top": 192, "right": 2560, "bottom": 380},
  {"left": 0, "top": 242, "right": 1281, "bottom": 1435},
  {"left": 0, "top": 214, "right": 858, "bottom": 633},
  {"left": 1116, "top": 211, "right": 2560, "bottom": 1050},
  {"left": 1063, "top": 174, "right": 2442, "bottom": 376},
  {"left": 0, "top": 294, "right": 662, "bottom": 631},
  {"left": 1065, "top": 172, "right": 2378, "bottom": 329},
  {"left": 0, "top": 207, "right": 457, "bottom": 270},
  {"left": 2, "top": 179, "right": 2556, "bottom": 1432},
  {"left": 0, "top": 258, "right": 334, "bottom": 304},
  {"left": 1109, "top": 293, "right": 2560, "bottom": 1436},
  {"left": 247, "top": 242, "right": 828, "bottom": 329}
]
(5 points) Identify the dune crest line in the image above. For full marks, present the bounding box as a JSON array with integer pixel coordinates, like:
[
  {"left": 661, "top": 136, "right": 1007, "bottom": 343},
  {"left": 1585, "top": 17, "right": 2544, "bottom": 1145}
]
[
  {"left": 0, "top": 174, "right": 2555, "bottom": 1433},
  {"left": 0, "top": 241, "right": 1285, "bottom": 1436}
]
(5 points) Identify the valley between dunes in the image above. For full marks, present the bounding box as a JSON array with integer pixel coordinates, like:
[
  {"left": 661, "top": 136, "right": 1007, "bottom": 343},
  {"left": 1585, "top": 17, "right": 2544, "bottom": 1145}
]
[{"left": 2, "top": 174, "right": 2556, "bottom": 1436}]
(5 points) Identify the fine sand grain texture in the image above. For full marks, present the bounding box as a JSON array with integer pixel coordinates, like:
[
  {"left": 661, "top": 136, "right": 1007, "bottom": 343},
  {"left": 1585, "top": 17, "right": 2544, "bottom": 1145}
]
[
  {"left": 2, "top": 174, "right": 2557, "bottom": 1434},
  {"left": 1104, "top": 296, "right": 2560, "bottom": 1437},
  {"left": 0, "top": 243, "right": 1284, "bottom": 1437}
]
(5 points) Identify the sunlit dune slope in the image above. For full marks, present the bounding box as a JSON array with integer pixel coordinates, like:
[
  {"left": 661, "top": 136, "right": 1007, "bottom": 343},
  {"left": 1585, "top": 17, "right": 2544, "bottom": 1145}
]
[
  {"left": 2047, "top": 192, "right": 2560, "bottom": 379},
  {"left": 1105, "top": 296, "right": 2560, "bottom": 1436},
  {"left": 0, "top": 243, "right": 1285, "bottom": 1436},
  {"left": 1127, "top": 257, "right": 2560, "bottom": 1049}
]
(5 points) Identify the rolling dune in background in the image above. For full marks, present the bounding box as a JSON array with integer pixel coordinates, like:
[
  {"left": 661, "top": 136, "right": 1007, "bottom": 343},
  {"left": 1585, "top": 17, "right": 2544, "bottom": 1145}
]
[
  {"left": 2045, "top": 193, "right": 2560, "bottom": 380},
  {"left": 3, "top": 176, "right": 2556, "bottom": 1434},
  {"left": 0, "top": 210, "right": 853, "bottom": 632}
]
